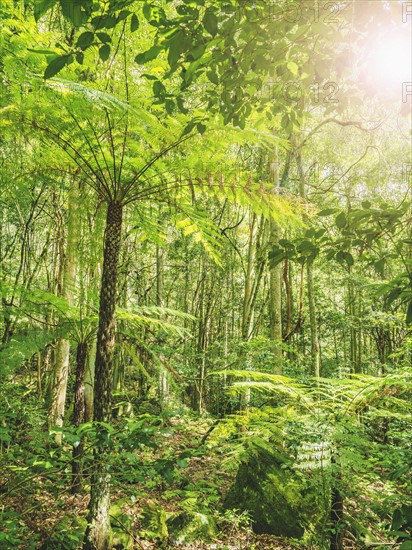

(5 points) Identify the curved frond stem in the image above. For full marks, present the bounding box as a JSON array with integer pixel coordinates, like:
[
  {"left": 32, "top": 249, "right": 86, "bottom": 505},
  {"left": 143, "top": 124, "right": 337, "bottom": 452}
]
[
  {"left": 120, "top": 134, "right": 194, "bottom": 202},
  {"left": 32, "top": 122, "right": 109, "bottom": 198},
  {"left": 105, "top": 108, "right": 117, "bottom": 189},
  {"left": 123, "top": 179, "right": 184, "bottom": 205},
  {"left": 84, "top": 113, "right": 115, "bottom": 192},
  {"left": 66, "top": 109, "right": 113, "bottom": 195},
  {"left": 117, "top": 114, "right": 129, "bottom": 189}
]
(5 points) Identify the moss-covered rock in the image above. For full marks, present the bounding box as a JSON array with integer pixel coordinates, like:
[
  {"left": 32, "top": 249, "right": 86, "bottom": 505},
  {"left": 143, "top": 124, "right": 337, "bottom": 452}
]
[
  {"left": 110, "top": 499, "right": 134, "bottom": 549},
  {"left": 223, "top": 443, "right": 305, "bottom": 538},
  {"left": 141, "top": 502, "right": 168, "bottom": 540},
  {"left": 167, "top": 511, "right": 217, "bottom": 544}
]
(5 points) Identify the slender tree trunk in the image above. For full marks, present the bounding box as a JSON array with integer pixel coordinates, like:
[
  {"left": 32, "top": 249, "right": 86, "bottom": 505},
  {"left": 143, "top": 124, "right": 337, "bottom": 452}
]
[
  {"left": 84, "top": 201, "right": 123, "bottom": 550},
  {"left": 348, "top": 279, "right": 359, "bottom": 373},
  {"left": 242, "top": 213, "right": 257, "bottom": 340},
  {"left": 307, "top": 261, "right": 320, "bottom": 378},
  {"left": 84, "top": 340, "right": 96, "bottom": 423},
  {"left": 283, "top": 259, "right": 292, "bottom": 337},
  {"left": 330, "top": 453, "right": 344, "bottom": 550},
  {"left": 269, "top": 219, "right": 282, "bottom": 361},
  {"left": 72, "top": 341, "right": 88, "bottom": 494},
  {"left": 156, "top": 244, "right": 164, "bottom": 307},
  {"left": 48, "top": 340, "right": 70, "bottom": 434},
  {"left": 48, "top": 179, "right": 78, "bottom": 439},
  {"left": 156, "top": 242, "right": 169, "bottom": 407},
  {"left": 37, "top": 351, "right": 42, "bottom": 398},
  {"left": 268, "top": 149, "right": 283, "bottom": 373},
  {"left": 295, "top": 138, "right": 320, "bottom": 378}
]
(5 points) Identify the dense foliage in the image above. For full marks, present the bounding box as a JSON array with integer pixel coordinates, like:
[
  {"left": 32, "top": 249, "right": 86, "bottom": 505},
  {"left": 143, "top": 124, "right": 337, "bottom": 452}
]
[{"left": 0, "top": 1, "right": 411, "bottom": 549}]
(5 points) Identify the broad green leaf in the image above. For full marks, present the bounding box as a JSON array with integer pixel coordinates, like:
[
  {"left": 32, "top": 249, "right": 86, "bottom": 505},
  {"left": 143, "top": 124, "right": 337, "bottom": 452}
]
[
  {"left": 206, "top": 71, "right": 219, "bottom": 85},
  {"left": 60, "top": 0, "right": 82, "bottom": 26},
  {"left": 92, "top": 14, "right": 117, "bottom": 30},
  {"left": 34, "top": 0, "right": 59, "bottom": 21},
  {"left": 27, "top": 48, "right": 58, "bottom": 55},
  {"left": 318, "top": 208, "right": 338, "bottom": 216},
  {"left": 203, "top": 10, "right": 218, "bottom": 36},
  {"left": 118, "top": 9, "right": 131, "bottom": 21},
  {"left": 143, "top": 2, "right": 151, "bottom": 21},
  {"left": 181, "top": 121, "right": 195, "bottom": 137},
  {"left": 335, "top": 212, "right": 347, "bottom": 228},
  {"left": 99, "top": 44, "right": 111, "bottom": 61},
  {"left": 76, "top": 31, "right": 94, "bottom": 50},
  {"left": 44, "top": 55, "right": 69, "bottom": 79},
  {"left": 96, "top": 32, "right": 111, "bottom": 43},
  {"left": 130, "top": 13, "right": 139, "bottom": 32},
  {"left": 135, "top": 45, "right": 162, "bottom": 64},
  {"left": 168, "top": 32, "right": 184, "bottom": 66},
  {"left": 153, "top": 80, "right": 165, "bottom": 97}
]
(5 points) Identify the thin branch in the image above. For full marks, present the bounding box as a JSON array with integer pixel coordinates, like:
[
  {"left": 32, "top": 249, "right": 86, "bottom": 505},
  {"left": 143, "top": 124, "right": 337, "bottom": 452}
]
[
  {"left": 299, "top": 118, "right": 381, "bottom": 149},
  {"left": 308, "top": 146, "right": 378, "bottom": 196}
]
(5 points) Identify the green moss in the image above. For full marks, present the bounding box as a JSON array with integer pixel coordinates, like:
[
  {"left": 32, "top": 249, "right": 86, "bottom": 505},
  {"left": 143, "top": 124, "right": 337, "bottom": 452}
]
[
  {"left": 141, "top": 503, "right": 168, "bottom": 540},
  {"left": 110, "top": 500, "right": 134, "bottom": 549},
  {"left": 224, "top": 445, "right": 305, "bottom": 538},
  {"left": 167, "top": 511, "right": 217, "bottom": 544}
]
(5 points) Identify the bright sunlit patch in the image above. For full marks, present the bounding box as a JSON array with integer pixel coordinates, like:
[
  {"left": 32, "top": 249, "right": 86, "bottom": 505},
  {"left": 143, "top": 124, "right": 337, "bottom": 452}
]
[{"left": 363, "top": 30, "right": 411, "bottom": 96}]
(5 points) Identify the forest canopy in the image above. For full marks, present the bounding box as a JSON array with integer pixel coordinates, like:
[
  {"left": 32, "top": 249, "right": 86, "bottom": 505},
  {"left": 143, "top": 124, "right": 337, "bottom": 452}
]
[{"left": 0, "top": 1, "right": 411, "bottom": 549}]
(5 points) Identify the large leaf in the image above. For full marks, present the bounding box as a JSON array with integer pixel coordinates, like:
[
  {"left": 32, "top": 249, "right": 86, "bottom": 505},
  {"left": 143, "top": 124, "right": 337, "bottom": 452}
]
[
  {"left": 34, "top": 0, "right": 59, "bottom": 21},
  {"left": 203, "top": 10, "right": 218, "bottom": 36},
  {"left": 44, "top": 55, "right": 70, "bottom": 79}
]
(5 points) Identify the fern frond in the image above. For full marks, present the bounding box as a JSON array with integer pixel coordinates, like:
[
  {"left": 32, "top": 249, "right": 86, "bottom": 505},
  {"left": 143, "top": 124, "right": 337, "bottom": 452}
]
[
  {"left": 44, "top": 79, "right": 130, "bottom": 112},
  {"left": 117, "top": 306, "right": 194, "bottom": 338},
  {"left": 0, "top": 327, "right": 65, "bottom": 374},
  {"left": 174, "top": 206, "right": 223, "bottom": 265}
]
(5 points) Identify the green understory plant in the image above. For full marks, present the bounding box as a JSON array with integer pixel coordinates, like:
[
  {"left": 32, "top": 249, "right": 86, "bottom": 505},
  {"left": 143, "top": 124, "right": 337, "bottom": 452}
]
[{"left": 211, "top": 367, "right": 412, "bottom": 549}]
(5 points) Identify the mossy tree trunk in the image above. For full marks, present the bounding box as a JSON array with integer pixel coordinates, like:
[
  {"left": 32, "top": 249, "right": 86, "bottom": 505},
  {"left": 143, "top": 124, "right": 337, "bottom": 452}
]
[{"left": 84, "top": 201, "right": 123, "bottom": 550}]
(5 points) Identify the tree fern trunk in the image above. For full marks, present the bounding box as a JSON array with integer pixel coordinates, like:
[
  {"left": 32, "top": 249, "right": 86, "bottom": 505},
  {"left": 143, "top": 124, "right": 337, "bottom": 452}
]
[{"left": 84, "top": 201, "right": 123, "bottom": 550}]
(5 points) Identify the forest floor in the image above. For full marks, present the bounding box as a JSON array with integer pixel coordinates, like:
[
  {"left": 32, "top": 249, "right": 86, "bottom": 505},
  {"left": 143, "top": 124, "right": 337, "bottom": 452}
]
[{"left": 1, "top": 414, "right": 323, "bottom": 549}]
